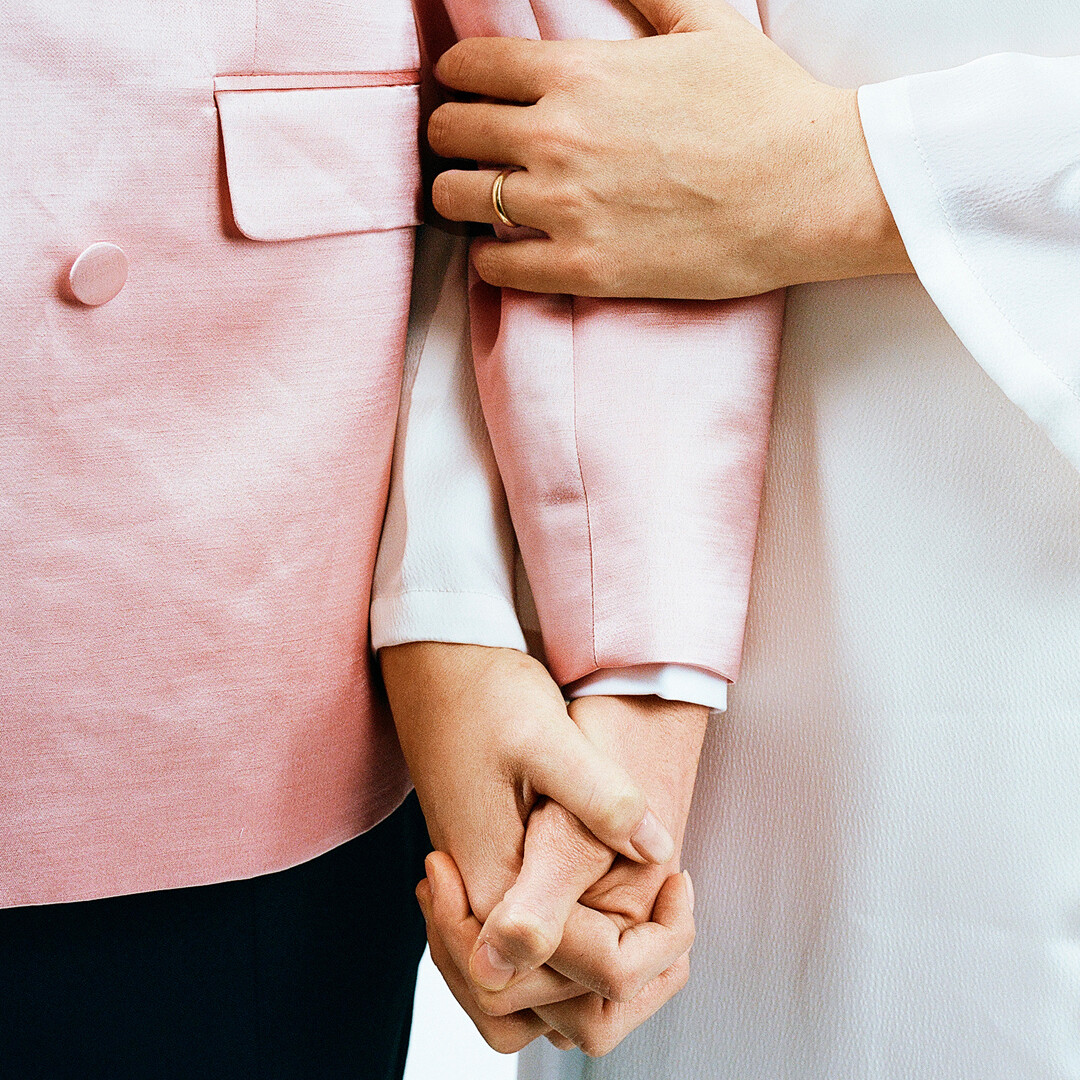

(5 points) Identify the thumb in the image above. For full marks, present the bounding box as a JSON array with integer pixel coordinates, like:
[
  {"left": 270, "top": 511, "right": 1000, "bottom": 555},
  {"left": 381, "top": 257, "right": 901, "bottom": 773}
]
[
  {"left": 470, "top": 799, "right": 613, "bottom": 990},
  {"left": 526, "top": 723, "right": 674, "bottom": 867},
  {"left": 627, "top": 0, "right": 755, "bottom": 34}
]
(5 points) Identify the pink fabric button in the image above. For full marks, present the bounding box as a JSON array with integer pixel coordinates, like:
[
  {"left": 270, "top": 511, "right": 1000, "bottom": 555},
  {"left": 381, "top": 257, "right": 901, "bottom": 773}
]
[{"left": 68, "top": 242, "right": 129, "bottom": 306}]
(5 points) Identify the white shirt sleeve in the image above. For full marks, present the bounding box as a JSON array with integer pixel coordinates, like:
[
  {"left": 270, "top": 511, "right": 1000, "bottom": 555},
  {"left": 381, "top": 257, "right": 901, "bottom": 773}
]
[
  {"left": 370, "top": 226, "right": 526, "bottom": 652},
  {"left": 858, "top": 53, "right": 1080, "bottom": 472},
  {"left": 370, "top": 226, "right": 728, "bottom": 713}
]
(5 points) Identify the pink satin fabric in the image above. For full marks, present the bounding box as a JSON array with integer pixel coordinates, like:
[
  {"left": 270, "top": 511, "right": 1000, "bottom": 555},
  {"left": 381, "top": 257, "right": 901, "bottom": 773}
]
[
  {"left": 1, "top": 0, "right": 421, "bottom": 907},
  {"left": 444, "top": 0, "right": 785, "bottom": 685},
  {"left": 2, "top": 0, "right": 781, "bottom": 908}
]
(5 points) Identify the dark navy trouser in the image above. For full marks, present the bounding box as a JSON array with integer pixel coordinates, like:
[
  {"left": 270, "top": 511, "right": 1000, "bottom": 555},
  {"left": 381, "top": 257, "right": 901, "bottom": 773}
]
[{"left": 0, "top": 793, "right": 431, "bottom": 1080}]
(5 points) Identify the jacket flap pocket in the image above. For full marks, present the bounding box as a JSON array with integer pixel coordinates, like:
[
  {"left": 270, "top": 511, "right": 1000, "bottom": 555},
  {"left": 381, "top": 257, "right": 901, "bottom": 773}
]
[{"left": 216, "top": 80, "right": 421, "bottom": 241}]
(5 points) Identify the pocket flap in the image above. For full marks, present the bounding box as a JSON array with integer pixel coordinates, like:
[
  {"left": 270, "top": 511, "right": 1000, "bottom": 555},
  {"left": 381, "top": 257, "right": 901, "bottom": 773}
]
[{"left": 216, "top": 79, "right": 422, "bottom": 242}]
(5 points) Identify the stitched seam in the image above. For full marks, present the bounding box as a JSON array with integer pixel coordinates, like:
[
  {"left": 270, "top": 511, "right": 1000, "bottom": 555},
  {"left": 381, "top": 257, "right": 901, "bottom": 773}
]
[
  {"left": 570, "top": 297, "right": 599, "bottom": 669},
  {"left": 214, "top": 71, "right": 420, "bottom": 91},
  {"left": 909, "top": 96, "right": 1080, "bottom": 403}
]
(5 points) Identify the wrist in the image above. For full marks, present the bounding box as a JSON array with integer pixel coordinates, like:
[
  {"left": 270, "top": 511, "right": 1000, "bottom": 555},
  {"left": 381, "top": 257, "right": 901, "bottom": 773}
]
[
  {"left": 567, "top": 695, "right": 707, "bottom": 854},
  {"left": 816, "top": 87, "right": 913, "bottom": 281}
]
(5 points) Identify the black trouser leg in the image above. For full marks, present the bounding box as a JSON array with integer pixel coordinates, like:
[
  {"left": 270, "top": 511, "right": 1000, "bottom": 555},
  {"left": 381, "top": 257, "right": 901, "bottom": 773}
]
[{"left": 0, "top": 793, "right": 432, "bottom": 1080}]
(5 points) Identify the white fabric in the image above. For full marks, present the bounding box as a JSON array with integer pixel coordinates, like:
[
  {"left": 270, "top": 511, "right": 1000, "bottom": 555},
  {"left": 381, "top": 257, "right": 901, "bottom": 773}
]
[
  {"left": 858, "top": 53, "right": 1080, "bottom": 472},
  {"left": 371, "top": 226, "right": 731, "bottom": 712},
  {"left": 371, "top": 227, "right": 526, "bottom": 654},
  {"left": 522, "top": 3, "right": 1080, "bottom": 1079},
  {"left": 565, "top": 664, "right": 728, "bottom": 713}
]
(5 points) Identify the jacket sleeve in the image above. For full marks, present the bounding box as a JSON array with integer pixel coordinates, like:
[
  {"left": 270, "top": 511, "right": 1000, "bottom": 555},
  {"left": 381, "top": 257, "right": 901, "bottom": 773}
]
[
  {"left": 442, "top": 0, "right": 786, "bottom": 687},
  {"left": 370, "top": 225, "right": 732, "bottom": 712},
  {"left": 858, "top": 53, "right": 1080, "bottom": 473},
  {"left": 382, "top": 5, "right": 748, "bottom": 711}
]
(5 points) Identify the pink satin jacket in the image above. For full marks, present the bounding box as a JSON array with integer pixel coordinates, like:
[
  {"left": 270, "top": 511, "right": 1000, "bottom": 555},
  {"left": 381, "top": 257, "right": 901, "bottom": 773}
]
[{"left": 1, "top": 0, "right": 781, "bottom": 907}]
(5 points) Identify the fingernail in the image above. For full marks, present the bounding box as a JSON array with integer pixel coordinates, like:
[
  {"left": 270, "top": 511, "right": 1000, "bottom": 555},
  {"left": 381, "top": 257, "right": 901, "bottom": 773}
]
[
  {"left": 470, "top": 942, "right": 517, "bottom": 992},
  {"left": 683, "top": 870, "right": 695, "bottom": 913},
  {"left": 631, "top": 810, "right": 675, "bottom": 864}
]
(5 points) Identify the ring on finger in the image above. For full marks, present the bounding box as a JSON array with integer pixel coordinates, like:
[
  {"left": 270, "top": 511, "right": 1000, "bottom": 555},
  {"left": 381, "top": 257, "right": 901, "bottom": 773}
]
[{"left": 491, "top": 167, "right": 521, "bottom": 228}]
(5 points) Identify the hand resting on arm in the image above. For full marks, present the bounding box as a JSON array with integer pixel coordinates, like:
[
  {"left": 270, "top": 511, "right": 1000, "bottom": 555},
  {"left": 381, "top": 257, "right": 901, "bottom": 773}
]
[{"left": 428, "top": 0, "right": 913, "bottom": 299}]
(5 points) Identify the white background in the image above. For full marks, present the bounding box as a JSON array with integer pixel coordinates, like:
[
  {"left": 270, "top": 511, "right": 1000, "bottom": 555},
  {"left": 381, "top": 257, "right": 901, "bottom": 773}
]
[{"left": 404, "top": 947, "right": 519, "bottom": 1080}]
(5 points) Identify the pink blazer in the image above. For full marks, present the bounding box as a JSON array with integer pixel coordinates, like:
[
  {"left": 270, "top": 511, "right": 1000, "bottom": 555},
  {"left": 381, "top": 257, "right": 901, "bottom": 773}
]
[{"left": 1, "top": 0, "right": 782, "bottom": 908}]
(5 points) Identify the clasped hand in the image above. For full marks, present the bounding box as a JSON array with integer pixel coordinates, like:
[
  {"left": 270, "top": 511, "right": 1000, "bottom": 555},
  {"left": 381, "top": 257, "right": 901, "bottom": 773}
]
[{"left": 381, "top": 643, "right": 708, "bottom": 1056}]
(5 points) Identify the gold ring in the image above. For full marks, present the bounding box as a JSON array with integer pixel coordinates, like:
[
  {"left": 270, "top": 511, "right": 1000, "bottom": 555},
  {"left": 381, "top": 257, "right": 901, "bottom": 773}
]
[{"left": 491, "top": 167, "right": 520, "bottom": 228}]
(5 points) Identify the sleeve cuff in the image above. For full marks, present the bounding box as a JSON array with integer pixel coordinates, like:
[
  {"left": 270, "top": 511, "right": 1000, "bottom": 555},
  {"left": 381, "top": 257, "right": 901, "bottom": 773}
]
[
  {"left": 858, "top": 70, "right": 1080, "bottom": 473},
  {"left": 371, "top": 590, "right": 527, "bottom": 653},
  {"left": 564, "top": 663, "right": 729, "bottom": 713}
]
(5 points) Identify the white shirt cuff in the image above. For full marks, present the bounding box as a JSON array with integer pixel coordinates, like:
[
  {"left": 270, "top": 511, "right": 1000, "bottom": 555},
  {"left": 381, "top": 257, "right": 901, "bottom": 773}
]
[
  {"left": 565, "top": 664, "right": 729, "bottom": 713},
  {"left": 370, "top": 590, "right": 527, "bottom": 653}
]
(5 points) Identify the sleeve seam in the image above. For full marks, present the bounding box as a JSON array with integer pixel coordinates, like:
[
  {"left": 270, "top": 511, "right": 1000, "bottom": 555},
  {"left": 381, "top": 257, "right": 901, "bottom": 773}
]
[{"left": 570, "top": 295, "right": 599, "bottom": 670}]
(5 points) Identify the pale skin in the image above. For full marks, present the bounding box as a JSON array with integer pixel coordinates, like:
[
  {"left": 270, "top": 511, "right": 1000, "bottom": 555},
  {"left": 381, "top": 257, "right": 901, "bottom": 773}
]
[
  {"left": 427, "top": 0, "right": 914, "bottom": 300},
  {"left": 381, "top": 644, "right": 708, "bottom": 1055}
]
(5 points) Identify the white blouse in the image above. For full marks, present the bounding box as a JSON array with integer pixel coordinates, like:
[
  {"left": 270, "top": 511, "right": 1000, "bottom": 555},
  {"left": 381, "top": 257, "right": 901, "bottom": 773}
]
[{"left": 519, "top": 2, "right": 1080, "bottom": 1078}]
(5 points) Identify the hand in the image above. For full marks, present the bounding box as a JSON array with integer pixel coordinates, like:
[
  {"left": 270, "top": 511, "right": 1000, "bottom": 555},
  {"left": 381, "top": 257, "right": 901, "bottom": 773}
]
[
  {"left": 417, "top": 694, "right": 709, "bottom": 1056},
  {"left": 428, "top": 0, "right": 913, "bottom": 299},
  {"left": 381, "top": 644, "right": 677, "bottom": 908}
]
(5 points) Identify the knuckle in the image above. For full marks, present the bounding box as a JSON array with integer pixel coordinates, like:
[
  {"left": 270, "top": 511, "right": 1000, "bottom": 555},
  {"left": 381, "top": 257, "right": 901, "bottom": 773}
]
[
  {"left": 592, "top": 973, "right": 617, "bottom": 1004},
  {"left": 471, "top": 245, "right": 502, "bottom": 286},
  {"left": 438, "top": 43, "right": 475, "bottom": 89},
  {"left": 491, "top": 905, "right": 558, "bottom": 965},
  {"left": 547, "top": 179, "right": 588, "bottom": 226},
  {"left": 482, "top": 1027, "right": 529, "bottom": 1056},
  {"left": 475, "top": 990, "right": 517, "bottom": 1019},
  {"left": 606, "top": 966, "right": 645, "bottom": 1005},
  {"left": 532, "top": 802, "right": 611, "bottom": 868},
  {"left": 587, "top": 944, "right": 620, "bottom": 1001},
  {"left": 585, "top": 873, "right": 664, "bottom": 925},
  {"left": 566, "top": 246, "right": 612, "bottom": 296},
  {"left": 595, "top": 782, "right": 643, "bottom": 836},
  {"left": 430, "top": 173, "right": 454, "bottom": 218},
  {"left": 550, "top": 46, "right": 592, "bottom": 90},
  {"left": 538, "top": 112, "right": 587, "bottom": 163},
  {"left": 581, "top": 1026, "right": 623, "bottom": 1059}
]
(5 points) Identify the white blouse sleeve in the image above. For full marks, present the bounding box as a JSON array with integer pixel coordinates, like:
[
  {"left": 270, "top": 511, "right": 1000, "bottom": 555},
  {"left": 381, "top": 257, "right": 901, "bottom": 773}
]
[
  {"left": 370, "top": 225, "right": 527, "bottom": 652},
  {"left": 566, "top": 664, "right": 728, "bottom": 714},
  {"left": 858, "top": 53, "right": 1080, "bottom": 471}
]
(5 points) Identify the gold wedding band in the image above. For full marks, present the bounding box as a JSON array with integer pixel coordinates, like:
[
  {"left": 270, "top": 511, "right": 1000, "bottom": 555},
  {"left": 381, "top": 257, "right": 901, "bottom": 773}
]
[{"left": 491, "top": 167, "right": 520, "bottom": 228}]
